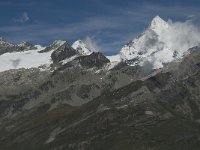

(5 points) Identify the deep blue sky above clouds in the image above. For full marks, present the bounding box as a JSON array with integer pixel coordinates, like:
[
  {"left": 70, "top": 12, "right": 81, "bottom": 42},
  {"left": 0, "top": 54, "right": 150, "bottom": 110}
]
[{"left": 0, "top": 0, "right": 200, "bottom": 55}]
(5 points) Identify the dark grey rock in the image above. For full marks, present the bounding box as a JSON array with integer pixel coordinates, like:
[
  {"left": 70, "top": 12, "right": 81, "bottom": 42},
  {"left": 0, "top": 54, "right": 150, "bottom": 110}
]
[
  {"left": 77, "top": 52, "right": 110, "bottom": 69},
  {"left": 51, "top": 43, "right": 78, "bottom": 63}
]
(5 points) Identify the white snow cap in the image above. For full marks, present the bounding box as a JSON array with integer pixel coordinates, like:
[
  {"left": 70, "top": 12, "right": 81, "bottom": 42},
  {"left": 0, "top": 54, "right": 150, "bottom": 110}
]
[
  {"left": 72, "top": 40, "right": 93, "bottom": 55},
  {"left": 149, "top": 15, "right": 169, "bottom": 34},
  {"left": 120, "top": 15, "right": 200, "bottom": 69}
]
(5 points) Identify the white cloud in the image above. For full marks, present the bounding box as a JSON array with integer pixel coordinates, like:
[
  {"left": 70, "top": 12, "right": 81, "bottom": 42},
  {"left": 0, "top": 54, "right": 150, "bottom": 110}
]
[
  {"left": 149, "top": 19, "right": 200, "bottom": 69},
  {"left": 162, "top": 19, "right": 200, "bottom": 56},
  {"left": 13, "top": 12, "right": 29, "bottom": 23},
  {"left": 84, "top": 36, "right": 100, "bottom": 52}
]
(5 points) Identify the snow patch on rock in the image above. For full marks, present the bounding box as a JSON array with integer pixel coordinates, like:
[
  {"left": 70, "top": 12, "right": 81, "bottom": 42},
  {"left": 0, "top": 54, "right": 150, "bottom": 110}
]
[{"left": 72, "top": 40, "right": 93, "bottom": 55}]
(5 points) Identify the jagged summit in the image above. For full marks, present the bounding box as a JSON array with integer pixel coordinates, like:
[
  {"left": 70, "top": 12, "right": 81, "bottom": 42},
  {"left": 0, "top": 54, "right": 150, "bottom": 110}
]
[
  {"left": 150, "top": 16, "right": 168, "bottom": 28},
  {"left": 72, "top": 40, "right": 93, "bottom": 55},
  {"left": 119, "top": 15, "right": 200, "bottom": 69},
  {"left": 149, "top": 16, "right": 169, "bottom": 35},
  {"left": 0, "top": 37, "right": 36, "bottom": 49}
]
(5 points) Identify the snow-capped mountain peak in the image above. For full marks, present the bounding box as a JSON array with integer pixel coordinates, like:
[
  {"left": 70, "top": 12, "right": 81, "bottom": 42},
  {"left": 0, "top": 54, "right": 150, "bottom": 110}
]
[
  {"left": 149, "top": 16, "right": 169, "bottom": 33},
  {"left": 119, "top": 15, "right": 200, "bottom": 69},
  {"left": 72, "top": 40, "right": 93, "bottom": 55},
  {"left": 120, "top": 16, "right": 175, "bottom": 69}
]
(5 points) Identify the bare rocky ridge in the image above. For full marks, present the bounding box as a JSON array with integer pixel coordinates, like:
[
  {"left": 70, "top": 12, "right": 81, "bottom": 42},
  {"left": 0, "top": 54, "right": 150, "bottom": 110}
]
[{"left": 0, "top": 38, "right": 36, "bottom": 55}]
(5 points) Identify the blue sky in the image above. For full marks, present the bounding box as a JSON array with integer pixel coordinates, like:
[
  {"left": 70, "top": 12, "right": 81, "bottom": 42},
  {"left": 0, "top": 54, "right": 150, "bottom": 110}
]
[{"left": 0, "top": 0, "right": 200, "bottom": 55}]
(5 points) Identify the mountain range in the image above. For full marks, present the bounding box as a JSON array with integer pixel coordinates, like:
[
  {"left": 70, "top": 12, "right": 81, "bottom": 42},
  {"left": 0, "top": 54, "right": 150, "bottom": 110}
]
[{"left": 0, "top": 16, "right": 200, "bottom": 150}]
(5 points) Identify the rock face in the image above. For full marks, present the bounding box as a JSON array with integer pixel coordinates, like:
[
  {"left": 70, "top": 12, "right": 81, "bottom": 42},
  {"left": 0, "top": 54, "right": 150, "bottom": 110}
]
[
  {"left": 39, "top": 40, "right": 66, "bottom": 53},
  {"left": 51, "top": 42, "right": 78, "bottom": 63},
  {"left": 0, "top": 38, "right": 36, "bottom": 55},
  {"left": 77, "top": 52, "right": 110, "bottom": 68}
]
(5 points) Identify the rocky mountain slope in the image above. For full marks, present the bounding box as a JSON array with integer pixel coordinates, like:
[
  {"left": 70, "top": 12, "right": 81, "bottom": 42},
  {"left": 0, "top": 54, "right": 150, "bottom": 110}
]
[{"left": 0, "top": 16, "right": 200, "bottom": 150}]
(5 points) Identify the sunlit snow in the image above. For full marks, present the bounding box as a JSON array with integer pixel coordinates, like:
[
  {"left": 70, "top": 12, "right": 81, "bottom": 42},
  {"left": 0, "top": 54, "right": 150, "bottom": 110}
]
[
  {"left": 0, "top": 45, "right": 53, "bottom": 72},
  {"left": 72, "top": 40, "right": 93, "bottom": 55}
]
